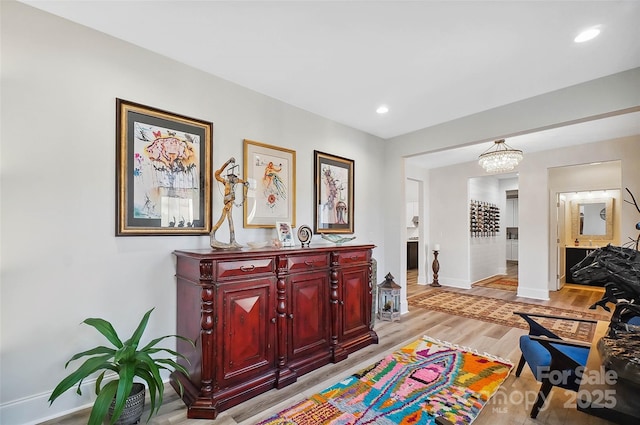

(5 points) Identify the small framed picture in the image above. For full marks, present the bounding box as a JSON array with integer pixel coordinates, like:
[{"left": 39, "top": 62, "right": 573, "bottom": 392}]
[{"left": 276, "top": 221, "right": 294, "bottom": 247}]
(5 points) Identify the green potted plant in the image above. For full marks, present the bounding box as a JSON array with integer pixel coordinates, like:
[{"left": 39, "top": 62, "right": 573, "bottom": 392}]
[{"left": 48, "top": 308, "right": 194, "bottom": 425}]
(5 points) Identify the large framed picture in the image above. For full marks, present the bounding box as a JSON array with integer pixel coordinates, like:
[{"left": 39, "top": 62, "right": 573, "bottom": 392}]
[
  {"left": 243, "top": 139, "right": 296, "bottom": 228},
  {"left": 116, "top": 99, "right": 212, "bottom": 235},
  {"left": 314, "top": 150, "right": 354, "bottom": 234}
]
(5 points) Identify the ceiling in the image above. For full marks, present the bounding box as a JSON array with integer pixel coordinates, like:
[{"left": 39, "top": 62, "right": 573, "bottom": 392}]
[
  {"left": 406, "top": 110, "right": 640, "bottom": 170},
  {"left": 21, "top": 1, "right": 640, "bottom": 165}
]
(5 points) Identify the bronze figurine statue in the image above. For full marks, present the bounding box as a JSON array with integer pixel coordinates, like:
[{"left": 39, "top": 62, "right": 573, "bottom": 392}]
[{"left": 210, "top": 157, "right": 248, "bottom": 249}]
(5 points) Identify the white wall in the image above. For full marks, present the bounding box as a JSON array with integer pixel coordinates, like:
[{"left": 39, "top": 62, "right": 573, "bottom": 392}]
[{"left": 0, "top": 2, "right": 386, "bottom": 423}]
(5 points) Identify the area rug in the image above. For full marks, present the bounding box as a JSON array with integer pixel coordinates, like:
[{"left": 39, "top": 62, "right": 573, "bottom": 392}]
[
  {"left": 408, "top": 289, "right": 606, "bottom": 342},
  {"left": 471, "top": 276, "right": 518, "bottom": 292},
  {"left": 256, "top": 336, "right": 513, "bottom": 425}
]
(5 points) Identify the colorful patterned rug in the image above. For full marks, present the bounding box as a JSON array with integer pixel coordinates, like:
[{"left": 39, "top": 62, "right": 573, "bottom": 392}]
[
  {"left": 471, "top": 276, "right": 518, "bottom": 292},
  {"left": 408, "top": 289, "right": 608, "bottom": 342},
  {"left": 256, "top": 336, "right": 513, "bottom": 425}
]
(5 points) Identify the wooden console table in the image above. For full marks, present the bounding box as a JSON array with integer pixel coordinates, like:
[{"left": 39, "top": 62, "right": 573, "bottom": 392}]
[
  {"left": 170, "top": 244, "right": 378, "bottom": 419},
  {"left": 577, "top": 321, "right": 640, "bottom": 424}
]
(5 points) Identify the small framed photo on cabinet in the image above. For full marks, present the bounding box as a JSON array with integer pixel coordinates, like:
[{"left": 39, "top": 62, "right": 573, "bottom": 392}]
[{"left": 276, "top": 221, "right": 294, "bottom": 247}]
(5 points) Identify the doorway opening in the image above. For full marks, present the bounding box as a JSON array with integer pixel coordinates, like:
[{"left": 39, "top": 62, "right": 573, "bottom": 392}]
[
  {"left": 405, "top": 178, "right": 424, "bottom": 286},
  {"left": 555, "top": 189, "right": 621, "bottom": 290},
  {"left": 549, "top": 161, "right": 622, "bottom": 291},
  {"left": 505, "top": 189, "right": 519, "bottom": 284}
]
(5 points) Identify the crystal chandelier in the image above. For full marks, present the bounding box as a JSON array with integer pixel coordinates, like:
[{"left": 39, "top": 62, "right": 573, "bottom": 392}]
[{"left": 478, "top": 139, "right": 523, "bottom": 173}]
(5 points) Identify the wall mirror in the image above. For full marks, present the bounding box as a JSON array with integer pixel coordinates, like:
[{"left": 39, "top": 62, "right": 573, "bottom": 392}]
[{"left": 570, "top": 197, "right": 613, "bottom": 241}]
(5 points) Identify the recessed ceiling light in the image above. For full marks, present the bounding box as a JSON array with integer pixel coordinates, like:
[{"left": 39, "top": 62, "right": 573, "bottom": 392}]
[
  {"left": 376, "top": 105, "right": 389, "bottom": 114},
  {"left": 574, "top": 26, "right": 601, "bottom": 43}
]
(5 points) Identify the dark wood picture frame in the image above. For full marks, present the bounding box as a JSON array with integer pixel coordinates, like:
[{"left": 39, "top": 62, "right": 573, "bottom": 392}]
[
  {"left": 116, "top": 99, "right": 212, "bottom": 235},
  {"left": 314, "top": 150, "right": 354, "bottom": 234}
]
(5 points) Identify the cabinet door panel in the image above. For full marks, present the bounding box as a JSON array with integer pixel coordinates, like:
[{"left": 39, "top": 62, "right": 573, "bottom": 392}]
[
  {"left": 289, "top": 271, "right": 330, "bottom": 358},
  {"left": 220, "top": 278, "right": 276, "bottom": 382},
  {"left": 340, "top": 268, "right": 370, "bottom": 339}
]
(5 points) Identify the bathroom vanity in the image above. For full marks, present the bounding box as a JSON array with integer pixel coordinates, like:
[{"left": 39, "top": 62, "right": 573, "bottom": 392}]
[{"left": 565, "top": 246, "right": 602, "bottom": 285}]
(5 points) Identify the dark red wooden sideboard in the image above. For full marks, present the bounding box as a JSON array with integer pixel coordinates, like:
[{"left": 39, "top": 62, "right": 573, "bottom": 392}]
[{"left": 170, "top": 244, "right": 378, "bottom": 419}]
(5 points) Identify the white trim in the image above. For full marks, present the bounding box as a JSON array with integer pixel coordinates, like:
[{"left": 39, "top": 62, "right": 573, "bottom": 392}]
[
  {"left": 0, "top": 387, "right": 94, "bottom": 425},
  {"left": 516, "top": 286, "right": 550, "bottom": 300},
  {"left": 440, "top": 278, "right": 472, "bottom": 290}
]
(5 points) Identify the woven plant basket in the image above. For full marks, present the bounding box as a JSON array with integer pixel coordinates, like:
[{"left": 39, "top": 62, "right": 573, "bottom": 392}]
[{"left": 108, "top": 383, "right": 145, "bottom": 425}]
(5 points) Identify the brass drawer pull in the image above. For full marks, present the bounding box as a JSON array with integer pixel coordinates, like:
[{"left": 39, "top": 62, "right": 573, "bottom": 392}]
[
  {"left": 240, "top": 265, "right": 256, "bottom": 272},
  {"left": 304, "top": 260, "right": 314, "bottom": 266}
]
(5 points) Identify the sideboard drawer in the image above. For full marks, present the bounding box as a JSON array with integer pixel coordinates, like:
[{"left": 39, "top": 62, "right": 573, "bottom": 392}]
[
  {"left": 335, "top": 250, "right": 369, "bottom": 266},
  {"left": 217, "top": 258, "right": 275, "bottom": 279},
  {"left": 286, "top": 254, "right": 330, "bottom": 272}
]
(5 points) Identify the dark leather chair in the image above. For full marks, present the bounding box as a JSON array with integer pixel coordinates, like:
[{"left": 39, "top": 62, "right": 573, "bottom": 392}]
[{"left": 513, "top": 311, "right": 595, "bottom": 418}]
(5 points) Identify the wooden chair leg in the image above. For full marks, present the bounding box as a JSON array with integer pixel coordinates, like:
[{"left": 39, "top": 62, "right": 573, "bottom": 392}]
[
  {"left": 515, "top": 354, "right": 526, "bottom": 377},
  {"left": 530, "top": 380, "right": 553, "bottom": 418}
]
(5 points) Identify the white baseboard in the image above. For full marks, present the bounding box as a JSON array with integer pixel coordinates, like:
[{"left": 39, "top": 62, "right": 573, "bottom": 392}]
[
  {"left": 0, "top": 388, "right": 94, "bottom": 425},
  {"left": 439, "top": 278, "right": 471, "bottom": 289},
  {"left": 516, "top": 286, "right": 550, "bottom": 300},
  {"left": 0, "top": 375, "right": 172, "bottom": 425}
]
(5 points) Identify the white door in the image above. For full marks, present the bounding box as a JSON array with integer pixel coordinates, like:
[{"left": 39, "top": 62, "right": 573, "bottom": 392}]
[{"left": 556, "top": 195, "right": 566, "bottom": 290}]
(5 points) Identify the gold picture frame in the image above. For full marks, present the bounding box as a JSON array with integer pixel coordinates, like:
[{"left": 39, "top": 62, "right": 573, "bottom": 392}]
[
  {"left": 570, "top": 197, "right": 614, "bottom": 242},
  {"left": 116, "top": 99, "right": 212, "bottom": 235},
  {"left": 243, "top": 139, "right": 296, "bottom": 228}
]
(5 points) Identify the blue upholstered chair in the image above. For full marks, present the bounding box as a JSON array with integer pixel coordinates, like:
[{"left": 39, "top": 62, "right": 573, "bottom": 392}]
[
  {"left": 610, "top": 302, "right": 640, "bottom": 328},
  {"left": 513, "top": 312, "right": 595, "bottom": 418}
]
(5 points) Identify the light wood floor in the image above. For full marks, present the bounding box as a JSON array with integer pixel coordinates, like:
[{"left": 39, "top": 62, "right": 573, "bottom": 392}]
[{"left": 41, "top": 274, "right": 616, "bottom": 425}]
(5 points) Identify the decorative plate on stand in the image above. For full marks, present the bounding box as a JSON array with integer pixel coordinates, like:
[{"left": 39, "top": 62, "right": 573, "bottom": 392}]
[{"left": 297, "top": 225, "right": 313, "bottom": 247}]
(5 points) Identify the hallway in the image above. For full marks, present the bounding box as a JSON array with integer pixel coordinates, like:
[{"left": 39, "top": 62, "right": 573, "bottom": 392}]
[
  {"left": 407, "top": 259, "right": 518, "bottom": 295},
  {"left": 405, "top": 260, "right": 608, "bottom": 320}
]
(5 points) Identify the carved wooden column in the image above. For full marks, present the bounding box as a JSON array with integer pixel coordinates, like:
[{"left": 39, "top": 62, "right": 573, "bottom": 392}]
[
  {"left": 275, "top": 258, "right": 295, "bottom": 388},
  {"left": 200, "top": 285, "right": 216, "bottom": 397},
  {"left": 199, "top": 262, "right": 215, "bottom": 397},
  {"left": 330, "top": 252, "right": 347, "bottom": 362}
]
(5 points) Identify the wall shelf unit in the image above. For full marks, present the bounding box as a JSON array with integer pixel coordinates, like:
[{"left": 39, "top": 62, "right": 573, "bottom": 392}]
[{"left": 470, "top": 200, "right": 500, "bottom": 237}]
